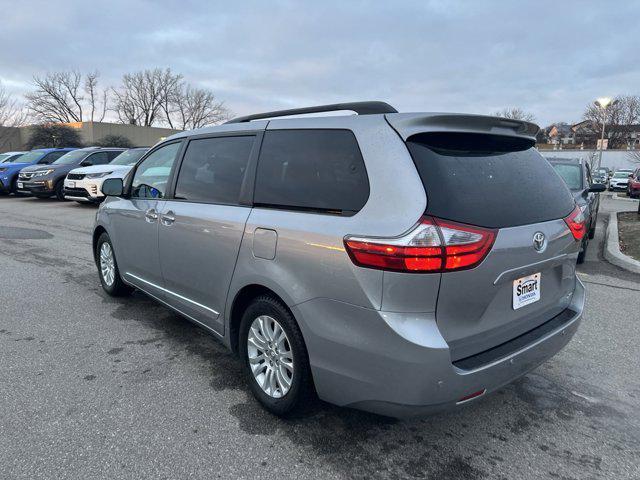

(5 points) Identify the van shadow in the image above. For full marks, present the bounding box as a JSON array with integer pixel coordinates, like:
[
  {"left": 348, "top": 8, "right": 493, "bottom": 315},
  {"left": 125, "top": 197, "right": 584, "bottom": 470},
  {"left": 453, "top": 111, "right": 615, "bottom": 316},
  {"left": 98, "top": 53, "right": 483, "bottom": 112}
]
[{"left": 106, "top": 291, "right": 627, "bottom": 480}]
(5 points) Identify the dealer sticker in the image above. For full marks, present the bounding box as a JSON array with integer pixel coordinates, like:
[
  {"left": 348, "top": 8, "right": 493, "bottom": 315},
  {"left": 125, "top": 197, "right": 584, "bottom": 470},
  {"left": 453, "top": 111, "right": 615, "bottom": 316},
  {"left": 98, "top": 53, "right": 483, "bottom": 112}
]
[{"left": 513, "top": 273, "right": 541, "bottom": 310}]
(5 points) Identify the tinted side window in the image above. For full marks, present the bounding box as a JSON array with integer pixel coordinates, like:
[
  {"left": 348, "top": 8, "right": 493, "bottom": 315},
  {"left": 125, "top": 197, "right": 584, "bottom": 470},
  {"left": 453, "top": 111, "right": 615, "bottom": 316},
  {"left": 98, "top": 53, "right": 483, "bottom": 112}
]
[
  {"left": 131, "top": 143, "right": 181, "bottom": 199},
  {"left": 254, "top": 130, "right": 369, "bottom": 213},
  {"left": 88, "top": 152, "right": 110, "bottom": 165},
  {"left": 174, "top": 136, "right": 254, "bottom": 204},
  {"left": 40, "top": 152, "right": 64, "bottom": 164}
]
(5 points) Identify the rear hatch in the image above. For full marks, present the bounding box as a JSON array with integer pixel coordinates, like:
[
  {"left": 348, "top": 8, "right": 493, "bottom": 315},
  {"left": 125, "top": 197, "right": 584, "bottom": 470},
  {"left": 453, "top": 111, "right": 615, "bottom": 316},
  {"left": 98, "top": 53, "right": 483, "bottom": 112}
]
[{"left": 386, "top": 114, "right": 579, "bottom": 362}]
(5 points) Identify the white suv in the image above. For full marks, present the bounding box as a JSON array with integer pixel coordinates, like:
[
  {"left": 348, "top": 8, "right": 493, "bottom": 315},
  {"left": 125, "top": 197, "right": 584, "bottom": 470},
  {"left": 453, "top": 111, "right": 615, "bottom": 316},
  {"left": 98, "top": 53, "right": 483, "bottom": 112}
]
[{"left": 64, "top": 148, "right": 149, "bottom": 203}]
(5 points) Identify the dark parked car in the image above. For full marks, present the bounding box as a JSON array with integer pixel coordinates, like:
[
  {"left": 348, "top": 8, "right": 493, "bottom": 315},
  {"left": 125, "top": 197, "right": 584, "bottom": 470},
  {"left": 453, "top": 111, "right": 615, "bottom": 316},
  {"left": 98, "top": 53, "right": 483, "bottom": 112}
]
[
  {"left": 18, "top": 147, "right": 125, "bottom": 200},
  {"left": 0, "top": 148, "right": 76, "bottom": 195},
  {"left": 627, "top": 167, "right": 640, "bottom": 199},
  {"left": 546, "top": 157, "right": 606, "bottom": 263}
]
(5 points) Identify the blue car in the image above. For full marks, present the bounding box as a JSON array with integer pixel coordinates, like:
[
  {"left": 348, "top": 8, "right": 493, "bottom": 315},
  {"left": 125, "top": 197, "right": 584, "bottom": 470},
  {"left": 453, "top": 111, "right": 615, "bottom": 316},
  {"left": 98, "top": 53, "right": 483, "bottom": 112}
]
[{"left": 0, "top": 148, "right": 77, "bottom": 195}]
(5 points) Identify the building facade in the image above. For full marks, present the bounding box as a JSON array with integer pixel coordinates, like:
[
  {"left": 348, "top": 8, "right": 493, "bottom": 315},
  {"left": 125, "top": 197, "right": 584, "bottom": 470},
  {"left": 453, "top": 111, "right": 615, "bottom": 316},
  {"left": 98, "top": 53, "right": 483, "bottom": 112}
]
[{"left": 0, "top": 122, "right": 183, "bottom": 151}]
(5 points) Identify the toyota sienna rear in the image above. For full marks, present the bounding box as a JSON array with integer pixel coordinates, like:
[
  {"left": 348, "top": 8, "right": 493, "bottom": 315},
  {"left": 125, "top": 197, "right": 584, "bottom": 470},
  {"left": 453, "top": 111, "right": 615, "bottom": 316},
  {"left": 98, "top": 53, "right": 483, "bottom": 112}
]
[{"left": 94, "top": 102, "right": 585, "bottom": 418}]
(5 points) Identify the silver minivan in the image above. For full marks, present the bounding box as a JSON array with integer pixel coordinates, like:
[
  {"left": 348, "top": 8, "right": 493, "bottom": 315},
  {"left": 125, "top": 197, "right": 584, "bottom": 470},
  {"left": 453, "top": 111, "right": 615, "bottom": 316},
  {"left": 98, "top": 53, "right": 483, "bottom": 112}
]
[{"left": 95, "top": 102, "right": 586, "bottom": 418}]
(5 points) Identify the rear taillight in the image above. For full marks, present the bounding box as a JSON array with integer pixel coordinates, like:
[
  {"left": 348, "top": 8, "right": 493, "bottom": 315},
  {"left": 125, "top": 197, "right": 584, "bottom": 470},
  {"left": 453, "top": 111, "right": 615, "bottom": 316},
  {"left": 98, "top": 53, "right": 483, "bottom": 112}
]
[
  {"left": 344, "top": 217, "right": 496, "bottom": 273},
  {"left": 563, "top": 205, "right": 586, "bottom": 241}
]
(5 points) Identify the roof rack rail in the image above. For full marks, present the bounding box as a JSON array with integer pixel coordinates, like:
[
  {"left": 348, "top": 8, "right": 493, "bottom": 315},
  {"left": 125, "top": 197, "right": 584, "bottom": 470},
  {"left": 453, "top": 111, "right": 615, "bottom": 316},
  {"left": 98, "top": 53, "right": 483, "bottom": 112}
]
[{"left": 225, "top": 101, "right": 397, "bottom": 124}]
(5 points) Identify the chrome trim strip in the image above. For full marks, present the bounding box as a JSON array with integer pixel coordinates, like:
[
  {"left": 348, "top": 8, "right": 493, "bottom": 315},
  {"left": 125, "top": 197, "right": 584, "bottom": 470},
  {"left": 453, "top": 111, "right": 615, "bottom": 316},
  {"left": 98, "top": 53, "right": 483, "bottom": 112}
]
[
  {"left": 124, "top": 272, "right": 220, "bottom": 316},
  {"left": 128, "top": 281, "right": 224, "bottom": 339},
  {"left": 493, "top": 253, "right": 576, "bottom": 285}
]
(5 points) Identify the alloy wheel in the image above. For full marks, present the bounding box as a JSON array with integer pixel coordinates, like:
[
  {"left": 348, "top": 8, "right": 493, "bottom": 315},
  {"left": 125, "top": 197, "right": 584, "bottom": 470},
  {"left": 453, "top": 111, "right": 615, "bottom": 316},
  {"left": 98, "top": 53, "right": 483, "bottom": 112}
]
[
  {"left": 100, "top": 242, "right": 116, "bottom": 287},
  {"left": 247, "top": 315, "right": 294, "bottom": 398}
]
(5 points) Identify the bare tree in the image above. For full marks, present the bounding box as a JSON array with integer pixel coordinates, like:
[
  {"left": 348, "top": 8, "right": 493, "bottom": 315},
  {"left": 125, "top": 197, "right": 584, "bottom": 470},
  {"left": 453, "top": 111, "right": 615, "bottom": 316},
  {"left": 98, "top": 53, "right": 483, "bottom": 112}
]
[
  {"left": 25, "top": 70, "right": 109, "bottom": 123},
  {"left": 26, "top": 71, "right": 84, "bottom": 122},
  {"left": 493, "top": 107, "right": 536, "bottom": 122},
  {"left": 84, "top": 71, "right": 108, "bottom": 122},
  {"left": 583, "top": 95, "right": 640, "bottom": 149},
  {"left": 0, "top": 81, "right": 28, "bottom": 149},
  {"left": 165, "top": 84, "right": 229, "bottom": 130},
  {"left": 113, "top": 68, "right": 183, "bottom": 127}
]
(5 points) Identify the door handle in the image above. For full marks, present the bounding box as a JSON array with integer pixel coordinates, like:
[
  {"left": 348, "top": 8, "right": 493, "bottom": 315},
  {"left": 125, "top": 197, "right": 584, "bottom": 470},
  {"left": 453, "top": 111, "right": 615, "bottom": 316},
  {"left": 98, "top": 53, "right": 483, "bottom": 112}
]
[
  {"left": 144, "top": 208, "right": 158, "bottom": 223},
  {"left": 161, "top": 211, "right": 176, "bottom": 226}
]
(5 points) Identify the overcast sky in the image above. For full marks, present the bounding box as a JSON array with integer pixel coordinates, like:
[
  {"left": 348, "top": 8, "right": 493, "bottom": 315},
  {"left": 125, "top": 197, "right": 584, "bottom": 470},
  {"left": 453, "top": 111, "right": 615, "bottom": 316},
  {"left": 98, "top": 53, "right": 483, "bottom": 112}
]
[{"left": 1, "top": 0, "right": 638, "bottom": 126}]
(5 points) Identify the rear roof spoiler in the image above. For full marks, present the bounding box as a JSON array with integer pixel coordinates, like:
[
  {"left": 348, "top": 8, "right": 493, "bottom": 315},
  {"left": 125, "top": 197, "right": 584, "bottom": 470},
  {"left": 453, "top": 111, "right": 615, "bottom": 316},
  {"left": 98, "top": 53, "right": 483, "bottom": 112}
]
[{"left": 386, "top": 113, "right": 540, "bottom": 142}]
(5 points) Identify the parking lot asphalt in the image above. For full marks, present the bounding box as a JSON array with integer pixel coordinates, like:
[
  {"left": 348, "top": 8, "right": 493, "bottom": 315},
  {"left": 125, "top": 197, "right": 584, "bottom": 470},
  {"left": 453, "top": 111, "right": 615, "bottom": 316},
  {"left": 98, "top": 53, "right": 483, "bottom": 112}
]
[{"left": 1, "top": 195, "right": 639, "bottom": 480}]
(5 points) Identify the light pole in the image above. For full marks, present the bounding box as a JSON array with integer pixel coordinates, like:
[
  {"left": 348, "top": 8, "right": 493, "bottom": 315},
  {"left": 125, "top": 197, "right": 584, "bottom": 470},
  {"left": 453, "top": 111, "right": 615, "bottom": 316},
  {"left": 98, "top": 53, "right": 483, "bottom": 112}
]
[{"left": 595, "top": 97, "right": 615, "bottom": 170}]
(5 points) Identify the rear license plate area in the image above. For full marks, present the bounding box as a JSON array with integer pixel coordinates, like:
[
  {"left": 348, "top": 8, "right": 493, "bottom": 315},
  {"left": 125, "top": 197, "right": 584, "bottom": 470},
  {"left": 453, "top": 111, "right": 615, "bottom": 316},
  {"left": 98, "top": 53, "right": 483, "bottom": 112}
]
[{"left": 513, "top": 273, "right": 541, "bottom": 310}]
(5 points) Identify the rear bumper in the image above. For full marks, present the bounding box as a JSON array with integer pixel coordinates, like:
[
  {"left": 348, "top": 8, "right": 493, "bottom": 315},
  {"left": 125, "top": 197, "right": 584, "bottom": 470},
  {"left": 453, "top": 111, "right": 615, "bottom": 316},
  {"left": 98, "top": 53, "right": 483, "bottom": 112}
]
[{"left": 293, "top": 277, "right": 585, "bottom": 418}]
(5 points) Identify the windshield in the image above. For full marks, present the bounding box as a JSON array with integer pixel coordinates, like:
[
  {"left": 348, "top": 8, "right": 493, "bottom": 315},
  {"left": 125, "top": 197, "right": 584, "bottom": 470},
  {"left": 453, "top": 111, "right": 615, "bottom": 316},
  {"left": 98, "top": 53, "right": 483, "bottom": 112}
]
[
  {"left": 613, "top": 171, "right": 632, "bottom": 179},
  {"left": 53, "top": 150, "right": 89, "bottom": 165},
  {"left": 110, "top": 149, "right": 148, "bottom": 166},
  {"left": 10, "top": 151, "right": 44, "bottom": 164},
  {"left": 4, "top": 153, "right": 25, "bottom": 163},
  {"left": 0, "top": 154, "right": 10, "bottom": 163},
  {"left": 551, "top": 164, "right": 583, "bottom": 190}
]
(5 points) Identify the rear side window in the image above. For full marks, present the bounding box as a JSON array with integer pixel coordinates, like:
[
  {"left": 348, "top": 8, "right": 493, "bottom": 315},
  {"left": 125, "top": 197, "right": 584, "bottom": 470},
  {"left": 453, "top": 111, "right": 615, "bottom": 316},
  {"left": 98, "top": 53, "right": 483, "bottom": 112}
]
[
  {"left": 254, "top": 130, "right": 369, "bottom": 214},
  {"left": 107, "top": 151, "right": 123, "bottom": 161},
  {"left": 406, "top": 132, "right": 575, "bottom": 228},
  {"left": 174, "top": 136, "right": 254, "bottom": 204},
  {"left": 87, "top": 152, "right": 110, "bottom": 165},
  {"left": 40, "top": 151, "right": 64, "bottom": 164}
]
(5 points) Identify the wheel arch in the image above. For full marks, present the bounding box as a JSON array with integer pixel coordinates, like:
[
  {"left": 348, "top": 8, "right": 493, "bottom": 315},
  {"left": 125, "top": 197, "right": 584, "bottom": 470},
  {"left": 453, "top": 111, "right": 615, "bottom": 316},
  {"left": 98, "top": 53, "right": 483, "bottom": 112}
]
[
  {"left": 227, "top": 283, "right": 295, "bottom": 356},
  {"left": 92, "top": 225, "right": 107, "bottom": 265}
]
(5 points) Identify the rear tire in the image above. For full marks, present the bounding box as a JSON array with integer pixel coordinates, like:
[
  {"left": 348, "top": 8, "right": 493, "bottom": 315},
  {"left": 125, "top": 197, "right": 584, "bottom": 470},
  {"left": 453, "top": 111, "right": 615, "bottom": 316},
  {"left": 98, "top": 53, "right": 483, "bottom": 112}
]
[
  {"left": 96, "top": 232, "right": 133, "bottom": 297},
  {"left": 239, "top": 295, "right": 314, "bottom": 416}
]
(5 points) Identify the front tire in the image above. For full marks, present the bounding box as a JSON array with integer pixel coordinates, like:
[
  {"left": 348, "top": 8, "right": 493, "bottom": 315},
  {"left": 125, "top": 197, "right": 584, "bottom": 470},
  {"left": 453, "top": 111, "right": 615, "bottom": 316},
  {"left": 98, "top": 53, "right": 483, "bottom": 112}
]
[
  {"left": 239, "top": 295, "right": 313, "bottom": 416},
  {"left": 96, "top": 232, "right": 133, "bottom": 296},
  {"left": 588, "top": 218, "right": 596, "bottom": 240},
  {"left": 577, "top": 237, "right": 587, "bottom": 264},
  {"left": 54, "top": 180, "right": 66, "bottom": 201}
]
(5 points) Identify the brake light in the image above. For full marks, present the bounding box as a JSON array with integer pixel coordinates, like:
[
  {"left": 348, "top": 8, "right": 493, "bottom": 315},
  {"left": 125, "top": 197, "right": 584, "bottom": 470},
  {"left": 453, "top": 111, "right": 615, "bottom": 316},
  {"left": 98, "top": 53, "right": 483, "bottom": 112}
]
[
  {"left": 344, "top": 217, "right": 496, "bottom": 273},
  {"left": 563, "top": 205, "right": 586, "bottom": 241}
]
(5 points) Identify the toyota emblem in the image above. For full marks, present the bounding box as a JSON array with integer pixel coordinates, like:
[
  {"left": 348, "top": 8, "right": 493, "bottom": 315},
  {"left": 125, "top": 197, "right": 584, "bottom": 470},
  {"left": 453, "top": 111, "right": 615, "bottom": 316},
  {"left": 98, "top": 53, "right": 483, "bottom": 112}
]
[{"left": 533, "top": 232, "right": 547, "bottom": 253}]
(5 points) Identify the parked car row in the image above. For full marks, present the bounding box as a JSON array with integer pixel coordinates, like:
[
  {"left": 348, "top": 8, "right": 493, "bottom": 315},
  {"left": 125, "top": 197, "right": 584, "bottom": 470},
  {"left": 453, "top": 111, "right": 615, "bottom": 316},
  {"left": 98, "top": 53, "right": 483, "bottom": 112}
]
[{"left": 0, "top": 146, "right": 148, "bottom": 202}]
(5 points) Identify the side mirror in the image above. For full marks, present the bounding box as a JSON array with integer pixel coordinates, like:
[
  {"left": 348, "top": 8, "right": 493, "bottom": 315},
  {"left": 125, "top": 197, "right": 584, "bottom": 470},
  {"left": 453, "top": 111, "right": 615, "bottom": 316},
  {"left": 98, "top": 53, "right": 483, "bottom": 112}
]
[
  {"left": 589, "top": 183, "right": 606, "bottom": 193},
  {"left": 102, "top": 177, "right": 124, "bottom": 197},
  {"left": 629, "top": 174, "right": 634, "bottom": 178},
  {"left": 80, "top": 159, "right": 93, "bottom": 167}
]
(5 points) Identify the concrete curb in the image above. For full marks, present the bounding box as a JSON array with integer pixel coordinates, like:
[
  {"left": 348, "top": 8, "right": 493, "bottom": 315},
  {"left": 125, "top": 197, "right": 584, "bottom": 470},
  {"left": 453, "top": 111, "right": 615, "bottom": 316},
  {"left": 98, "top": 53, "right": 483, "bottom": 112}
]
[{"left": 604, "top": 212, "right": 640, "bottom": 274}]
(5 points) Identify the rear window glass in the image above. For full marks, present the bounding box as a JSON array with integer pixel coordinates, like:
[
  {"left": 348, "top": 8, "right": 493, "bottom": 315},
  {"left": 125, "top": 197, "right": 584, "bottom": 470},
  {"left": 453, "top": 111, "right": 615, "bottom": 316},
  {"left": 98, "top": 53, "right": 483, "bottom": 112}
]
[
  {"left": 254, "top": 130, "right": 369, "bottom": 213},
  {"left": 406, "top": 132, "right": 575, "bottom": 228}
]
